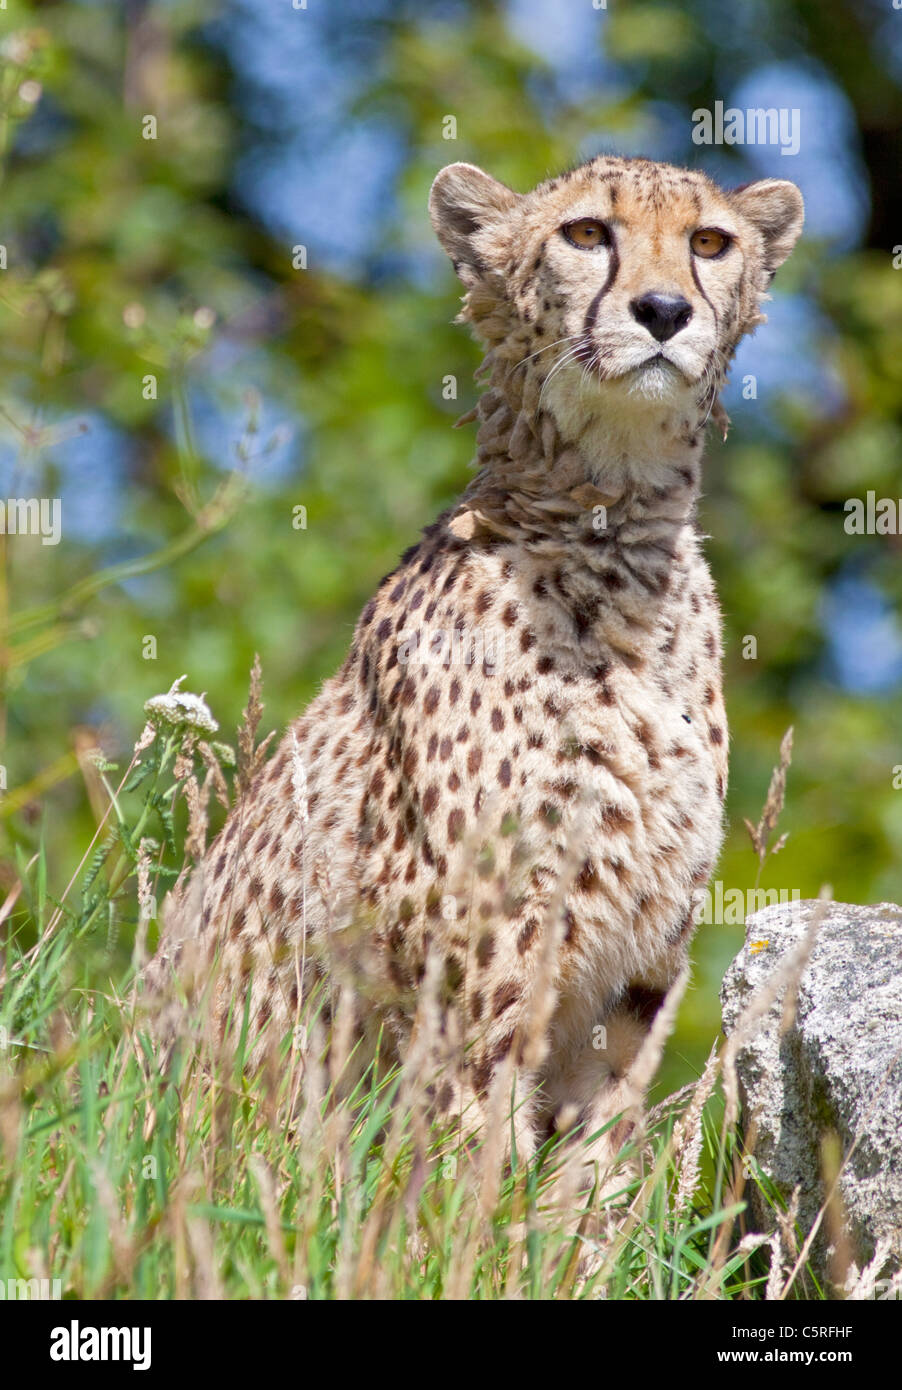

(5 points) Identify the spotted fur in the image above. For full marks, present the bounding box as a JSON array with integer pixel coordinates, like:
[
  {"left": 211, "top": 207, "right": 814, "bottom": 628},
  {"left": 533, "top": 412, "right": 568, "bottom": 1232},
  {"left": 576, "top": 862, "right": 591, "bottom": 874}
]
[{"left": 145, "top": 155, "right": 803, "bottom": 1166}]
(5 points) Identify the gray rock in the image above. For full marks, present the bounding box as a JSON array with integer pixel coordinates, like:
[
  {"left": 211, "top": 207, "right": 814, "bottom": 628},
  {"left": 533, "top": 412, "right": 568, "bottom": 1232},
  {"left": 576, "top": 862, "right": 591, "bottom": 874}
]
[{"left": 720, "top": 899, "right": 902, "bottom": 1287}]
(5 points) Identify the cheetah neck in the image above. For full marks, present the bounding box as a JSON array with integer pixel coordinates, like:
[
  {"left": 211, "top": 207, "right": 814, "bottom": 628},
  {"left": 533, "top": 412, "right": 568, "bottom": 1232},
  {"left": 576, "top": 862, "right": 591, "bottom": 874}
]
[{"left": 450, "top": 348, "right": 708, "bottom": 560}]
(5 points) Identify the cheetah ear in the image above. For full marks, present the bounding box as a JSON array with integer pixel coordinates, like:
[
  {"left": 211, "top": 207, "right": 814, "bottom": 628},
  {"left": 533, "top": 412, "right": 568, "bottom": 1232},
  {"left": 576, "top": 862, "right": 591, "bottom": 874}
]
[
  {"left": 729, "top": 179, "right": 804, "bottom": 272},
  {"left": 429, "top": 162, "right": 520, "bottom": 283}
]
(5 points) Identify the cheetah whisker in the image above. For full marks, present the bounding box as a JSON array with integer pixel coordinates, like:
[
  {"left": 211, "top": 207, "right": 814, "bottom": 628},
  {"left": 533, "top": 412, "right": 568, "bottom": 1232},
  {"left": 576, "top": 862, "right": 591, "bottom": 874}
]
[{"left": 509, "top": 333, "right": 582, "bottom": 376}]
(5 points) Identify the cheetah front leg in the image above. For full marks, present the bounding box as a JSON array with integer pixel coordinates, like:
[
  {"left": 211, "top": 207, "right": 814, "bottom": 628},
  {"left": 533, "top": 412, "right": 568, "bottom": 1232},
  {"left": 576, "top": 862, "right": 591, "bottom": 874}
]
[
  {"left": 540, "top": 986, "right": 669, "bottom": 1203},
  {"left": 428, "top": 1052, "right": 541, "bottom": 1178},
  {"left": 398, "top": 969, "right": 544, "bottom": 1174}
]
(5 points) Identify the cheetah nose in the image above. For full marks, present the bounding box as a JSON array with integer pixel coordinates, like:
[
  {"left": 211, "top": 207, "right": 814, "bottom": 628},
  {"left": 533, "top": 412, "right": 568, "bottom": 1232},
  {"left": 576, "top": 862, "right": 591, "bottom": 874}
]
[{"left": 630, "top": 292, "right": 694, "bottom": 343}]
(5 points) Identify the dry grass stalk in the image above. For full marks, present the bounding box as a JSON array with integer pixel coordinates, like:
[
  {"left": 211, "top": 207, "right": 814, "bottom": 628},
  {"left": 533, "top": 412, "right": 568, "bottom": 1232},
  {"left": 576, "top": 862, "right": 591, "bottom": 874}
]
[
  {"left": 843, "top": 1237, "right": 897, "bottom": 1301},
  {"left": 764, "top": 1189, "right": 799, "bottom": 1300},
  {"left": 820, "top": 1129, "right": 854, "bottom": 1293},
  {"left": 586, "top": 1134, "right": 675, "bottom": 1291},
  {"left": 89, "top": 1157, "right": 136, "bottom": 1287},
  {"left": 476, "top": 1052, "right": 521, "bottom": 1221},
  {"left": 183, "top": 768, "right": 211, "bottom": 862},
  {"left": 288, "top": 730, "right": 309, "bottom": 1017},
  {"left": 131, "top": 836, "right": 157, "bottom": 974},
  {"left": 673, "top": 1042, "right": 720, "bottom": 1213},
  {"left": 345, "top": 953, "right": 445, "bottom": 1296},
  {"left": 237, "top": 653, "right": 275, "bottom": 795},
  {"left": 250, "top": 1154, "right": 291, "bottom": 1289},
  {"left": 73, "top": 727, "right": 108, "bottom": 825},
  {"left": 197, "top": 740, "right": 230, "bottom": 810},
  {"left": 186, "top": 1203, "right": 225, "bottom": 1301},
  {"left": 743, "top": 725, "right": 793, "bottom": 883}
]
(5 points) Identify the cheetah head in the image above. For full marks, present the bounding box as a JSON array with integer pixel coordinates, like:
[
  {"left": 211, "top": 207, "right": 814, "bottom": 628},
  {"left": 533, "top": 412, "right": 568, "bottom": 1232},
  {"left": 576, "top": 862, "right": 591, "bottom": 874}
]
[{"left": 429, "top": 155, "right": 803, "bottom": 442}]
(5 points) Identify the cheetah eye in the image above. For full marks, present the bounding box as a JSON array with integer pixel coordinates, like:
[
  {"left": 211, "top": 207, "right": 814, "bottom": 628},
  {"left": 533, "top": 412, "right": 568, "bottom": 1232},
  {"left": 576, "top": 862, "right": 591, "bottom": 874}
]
[
  {"left": 562, "top": 218, "right": 610, "bottom": 250},
  {"left": 690, "top": 228, "right": 731, "bottom": 259}
]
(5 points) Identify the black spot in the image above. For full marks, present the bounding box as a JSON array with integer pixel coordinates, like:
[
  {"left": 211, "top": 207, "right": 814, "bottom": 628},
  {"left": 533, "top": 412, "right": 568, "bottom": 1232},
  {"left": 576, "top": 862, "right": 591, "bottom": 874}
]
[{"left": 623, "top": 986, "right": 666, "bottom": 1027}]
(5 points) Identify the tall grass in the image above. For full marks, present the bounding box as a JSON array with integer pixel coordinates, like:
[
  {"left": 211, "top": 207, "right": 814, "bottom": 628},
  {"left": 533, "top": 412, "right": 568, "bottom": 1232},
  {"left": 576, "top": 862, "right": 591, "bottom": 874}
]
[
  {"left": 0, "top": 687, "right": 831, "bottom": 1300},
  {"left": 0, "top": 956, "right": 774, "bottom": 1298}
]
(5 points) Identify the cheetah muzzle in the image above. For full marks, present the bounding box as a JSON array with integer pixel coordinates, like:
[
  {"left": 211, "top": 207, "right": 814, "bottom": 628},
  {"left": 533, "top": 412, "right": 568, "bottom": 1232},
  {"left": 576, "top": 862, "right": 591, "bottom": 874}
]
[{"left": 143, "top": 154, "right": 803, "bottom": 1180}]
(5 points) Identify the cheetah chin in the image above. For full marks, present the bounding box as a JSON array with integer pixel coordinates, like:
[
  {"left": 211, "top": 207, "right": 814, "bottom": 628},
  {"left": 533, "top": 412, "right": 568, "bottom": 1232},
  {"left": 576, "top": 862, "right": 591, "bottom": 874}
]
[{"left": 624, "top": 355, "right": 686, "bottom": 402}]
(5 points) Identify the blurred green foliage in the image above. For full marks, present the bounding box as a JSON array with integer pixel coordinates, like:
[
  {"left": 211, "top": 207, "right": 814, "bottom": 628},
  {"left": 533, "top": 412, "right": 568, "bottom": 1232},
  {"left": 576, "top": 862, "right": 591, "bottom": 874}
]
[{"left": 0, "top": 0, "right": 900, "bottom": 1096}]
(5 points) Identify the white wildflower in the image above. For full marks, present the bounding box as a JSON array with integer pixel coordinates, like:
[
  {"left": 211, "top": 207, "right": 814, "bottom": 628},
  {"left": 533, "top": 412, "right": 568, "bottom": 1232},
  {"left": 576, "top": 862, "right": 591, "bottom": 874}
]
[
  {"left": 144, "top": 674, "right": 218, "bottom": 735},
  {"left": 2, "top": 37, "right": 32, "bottom": 65}
]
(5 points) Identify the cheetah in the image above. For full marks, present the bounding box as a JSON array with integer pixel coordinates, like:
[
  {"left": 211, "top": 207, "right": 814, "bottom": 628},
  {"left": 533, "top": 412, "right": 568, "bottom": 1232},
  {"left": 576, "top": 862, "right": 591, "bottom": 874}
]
[{"left": 144, "top": 155, "right": 803, "bottom": 1174}]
